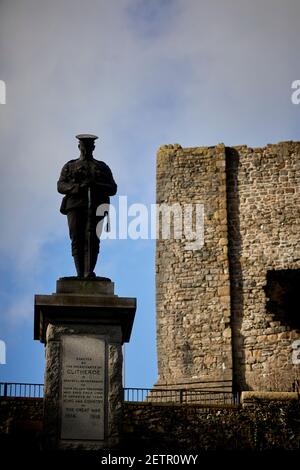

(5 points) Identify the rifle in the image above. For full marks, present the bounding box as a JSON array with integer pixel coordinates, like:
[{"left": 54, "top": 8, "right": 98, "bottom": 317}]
[{"left": 87, "top": 185, "right": 93, "bottom": 276}]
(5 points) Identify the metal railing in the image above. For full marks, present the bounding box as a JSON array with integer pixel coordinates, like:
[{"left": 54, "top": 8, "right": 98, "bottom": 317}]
[
  {"left": 0, "top": 382, "right": 239, "bottom": 405},
  {"left": 123, "top": 387, "right": 239, "bottom": 405},
  {"left": 0, "top": 382, "right": 44, "bottom": 398}
]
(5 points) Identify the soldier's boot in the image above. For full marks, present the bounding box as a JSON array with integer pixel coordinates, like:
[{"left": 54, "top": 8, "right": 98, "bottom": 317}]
[
  {"left": 90, "top": 250, "right": 98, "bottom": 277},
  {"left": 73, "top": 254, "right": 84, "bottom": 278},
  {"left": 84, "top": 250, "right": 97, "bottom": 278}
]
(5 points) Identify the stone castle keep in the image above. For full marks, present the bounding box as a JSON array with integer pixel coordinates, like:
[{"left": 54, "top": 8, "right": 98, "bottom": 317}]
[{"left": 155, "top": 141, "right": 300, "bottom": 393}]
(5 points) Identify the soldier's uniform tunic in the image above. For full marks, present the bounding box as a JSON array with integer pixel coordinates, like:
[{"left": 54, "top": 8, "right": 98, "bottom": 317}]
[{"left": 57, "top": 157, "right": 117, "bottom": 276}]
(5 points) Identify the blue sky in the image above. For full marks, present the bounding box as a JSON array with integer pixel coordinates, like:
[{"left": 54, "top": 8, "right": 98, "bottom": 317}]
[{"left": 0, "top": 0, "right": 299, "bottom": 388}]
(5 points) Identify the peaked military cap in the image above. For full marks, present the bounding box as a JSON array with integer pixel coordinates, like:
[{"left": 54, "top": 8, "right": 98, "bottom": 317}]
[{"left": 76, "top": 134, "right": 99, "bottom": 141}]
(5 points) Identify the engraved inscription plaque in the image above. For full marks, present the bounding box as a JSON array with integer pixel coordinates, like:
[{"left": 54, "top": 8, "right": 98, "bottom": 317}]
[{"left": 61, "top": 335, "right": 105, "bottom": 440}]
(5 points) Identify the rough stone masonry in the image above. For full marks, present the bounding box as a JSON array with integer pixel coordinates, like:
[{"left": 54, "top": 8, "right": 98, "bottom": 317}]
[{"left": 156, "top": 141, "right": 300, "bottom": 392}]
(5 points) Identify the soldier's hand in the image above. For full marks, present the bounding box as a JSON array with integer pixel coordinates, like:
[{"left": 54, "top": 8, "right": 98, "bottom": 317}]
[{"left": 70, "top": 183, "right": 81, "bottom": 194}]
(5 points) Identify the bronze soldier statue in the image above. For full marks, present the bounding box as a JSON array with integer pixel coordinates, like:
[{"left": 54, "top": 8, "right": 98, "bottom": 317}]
[{"left": 57, "top": 134, "right": 117, "bottom": 278}]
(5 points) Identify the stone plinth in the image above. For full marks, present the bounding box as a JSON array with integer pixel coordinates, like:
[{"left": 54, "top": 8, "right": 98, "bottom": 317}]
[{"left": 34, "top": 278, "right": 136, "bottom": 450}]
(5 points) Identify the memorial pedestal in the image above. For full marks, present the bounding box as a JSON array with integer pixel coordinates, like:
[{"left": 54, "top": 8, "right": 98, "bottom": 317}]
[{"left": 34, "top": 278, "right": 136, "bottom": 450}]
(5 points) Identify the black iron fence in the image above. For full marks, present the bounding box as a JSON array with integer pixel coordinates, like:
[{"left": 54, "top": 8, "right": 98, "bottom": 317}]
[
  {"left": 0, "top": 382, "right": 239, "bottom": 405},
  {"left": 123, "top": 387, "right": 239, "bottom": 405},
  {"left": 0, "top": 382, "right": 44, "bottom": 398}
]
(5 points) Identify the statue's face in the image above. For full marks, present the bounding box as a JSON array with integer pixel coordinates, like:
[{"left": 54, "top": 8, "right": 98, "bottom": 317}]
[{"left": 79, "top": 141, "right": 95, "bottom": 159}]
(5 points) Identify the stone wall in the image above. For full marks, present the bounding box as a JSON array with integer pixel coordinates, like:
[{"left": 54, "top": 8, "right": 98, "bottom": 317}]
[
  {"left": 227, "top": 142, "right": 300, "bottom": 390},
  {"left": 0, "top": 397, "right": 43, "bottom": 434},
  {"left": 156, "top": 141, "right": 300, "bottom": 391},
  {"left": 1, "top": 398, "right": 300, "bottom": 452},
  {"left": 122, "top": 401, "right": 300, "bottom": 452},
  {"left": 0, "top": 397, "right": 43, "bottom": 451},
  {"left": 156, "top": 144, "right": 232, "bottom": 389}
]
